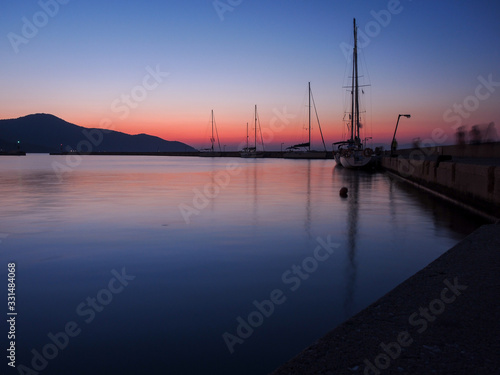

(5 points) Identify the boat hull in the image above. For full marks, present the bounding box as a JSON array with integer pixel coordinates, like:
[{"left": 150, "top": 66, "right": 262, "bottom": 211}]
[{"left": 339, "top": 151, "right": 373, "bottom": 169}]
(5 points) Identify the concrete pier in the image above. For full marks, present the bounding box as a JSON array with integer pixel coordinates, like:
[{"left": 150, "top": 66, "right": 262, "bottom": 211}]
[
  {"left": 48, "top": 150, "right": 335, "bottom": 158},
  {"left": 270, "top": 222, "right": 500, "bottom": 375},
  {"left": 49, "top": 151, "right": 289, "bottom": 158},
  {"left": 381, "top": 143, "right": 500, "bottom": 220}
]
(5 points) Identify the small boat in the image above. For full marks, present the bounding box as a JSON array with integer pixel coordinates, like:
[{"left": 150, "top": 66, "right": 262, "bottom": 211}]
[
  {"left": 284, "top": 82, "right": 327, "bottom": 159},
  {"left": 240, "top": 105, "right": 264, "bottom": 158},
  {"left": 199, "top": 110, "right": 222, "bottom": 157},
  {"left": 334, "top": 18, "right": 374, "bottom": 169}
]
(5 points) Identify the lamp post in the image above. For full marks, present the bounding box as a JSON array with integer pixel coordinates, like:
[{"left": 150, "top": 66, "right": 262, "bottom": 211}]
[{"left": 391, "top": 114, "right": 411, "bottom": 156}]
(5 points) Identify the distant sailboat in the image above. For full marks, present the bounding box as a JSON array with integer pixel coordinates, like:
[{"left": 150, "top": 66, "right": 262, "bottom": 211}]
[
  {"left": 334, "top": 18, "right": 374, "bottom": 168},
  {"left": 240, "top": 105, "right": 264, "bottom": 158},
  {"left": 200, "top": 110, "right": 222, "bottom": 157},
  {"left": 284, "top": 82, "right": 327, "bottom": 159}
]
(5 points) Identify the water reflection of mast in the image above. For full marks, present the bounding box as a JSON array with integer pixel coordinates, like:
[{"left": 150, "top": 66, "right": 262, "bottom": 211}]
[
  {"left": 244, "top": 161, "right": 259, "bottom": 229},
  {"left": 343, "top": 171, "right": 360, "bottom": 318},
  {"left": 208, "top": 160, "right": 217, "bottom": 213},
  {"left": 305, "top": 160, "right": 312, "bottom": 238},
  {"left": 253, "top": 162, "right": 258, "bottom": 227}
]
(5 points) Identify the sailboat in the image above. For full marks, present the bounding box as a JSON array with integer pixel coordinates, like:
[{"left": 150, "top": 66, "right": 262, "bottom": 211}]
[
  {"left": 334, "top": 18, "right": 374, "bottom": 168},
  {"left": 284, "top": 82, "right": 327, "bottom": 159},
  {"left": 240, "top": 105, "right": 264, "bottom": 158},
  {"left": 199, "top": 110, "right": 222, "bottom": 157}
]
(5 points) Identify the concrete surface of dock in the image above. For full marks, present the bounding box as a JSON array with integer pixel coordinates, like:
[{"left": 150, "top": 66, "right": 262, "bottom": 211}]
[
  {"left": 271, "top": 221, "right": 500, "bottom": 374},
  {"left": 381, "top": 143, "right": 500, "bottom": 219}
]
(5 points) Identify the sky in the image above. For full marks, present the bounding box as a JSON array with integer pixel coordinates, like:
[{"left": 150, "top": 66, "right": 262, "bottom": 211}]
[{"left": 1, "top": 0, "right": 499, "bottom": 150}]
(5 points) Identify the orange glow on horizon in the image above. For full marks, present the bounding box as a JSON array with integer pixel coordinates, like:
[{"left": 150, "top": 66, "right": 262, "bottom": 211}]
[
  {"left": 2, "top": 108, "right": 467, "bottom": 150},
  {"left": 73, "top": 114, "right": 460, "bottom": 149}
]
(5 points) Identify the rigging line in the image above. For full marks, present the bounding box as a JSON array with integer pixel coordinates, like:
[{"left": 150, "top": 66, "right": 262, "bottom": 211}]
[
  {"left": 342, "top": 27, "right": 354, "bottom": 88},
  {"left": 358, "top": 46, "right": 373, "bottom": 147},
  {"left": 202, "top": 111, "right": 213, "bottom": 150},
  {"left": 370, "top": 86, "right": 373, "bottom": 146},
  {"left": 257, "top": 110, "right": 265, "bottom": 152},
  {"left": 341, "top": 30, "right": 354, "bottom": 142},
  {"left": 310, "top": 90, "right": 327, "bottom": 152},
  {"left": 360, "top": 48, "right": 372, "bottom": 86},
  {"left": 300, "top": 87, "right": 308, "bottom": 136},
  {"left": 343, "top": 85, "right": 351, "bottom": 141},
  {"left": 214, "top": 113, "right": 222, "bottom": 152}
]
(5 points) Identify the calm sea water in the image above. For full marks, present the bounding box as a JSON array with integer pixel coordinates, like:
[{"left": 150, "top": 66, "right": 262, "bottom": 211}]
[{"left": 0, "top": 155, "right": 484, "bottom": 374}]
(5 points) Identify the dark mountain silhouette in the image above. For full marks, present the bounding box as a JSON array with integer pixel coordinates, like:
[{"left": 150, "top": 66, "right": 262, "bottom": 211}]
[{"left": 0, "top": 113, "right": 197, "bottom": 153}]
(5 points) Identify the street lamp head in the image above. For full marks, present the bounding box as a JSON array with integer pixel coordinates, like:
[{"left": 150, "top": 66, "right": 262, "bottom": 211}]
[{"left": 403, "top": 114, "right": 411, "bottom": 118}]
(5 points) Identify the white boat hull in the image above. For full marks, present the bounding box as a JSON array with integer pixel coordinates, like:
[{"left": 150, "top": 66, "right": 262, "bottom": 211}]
[
  {"left": 340, "top": 156, "right": 372, "bottom": 169},
  {"left": 339, "top": 151, "right": 373, "bottom": 168}
]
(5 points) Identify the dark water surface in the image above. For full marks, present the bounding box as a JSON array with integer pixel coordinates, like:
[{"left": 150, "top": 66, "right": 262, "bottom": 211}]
[{"left": 0, "top": 155, "right": 484, "bottom": 374}]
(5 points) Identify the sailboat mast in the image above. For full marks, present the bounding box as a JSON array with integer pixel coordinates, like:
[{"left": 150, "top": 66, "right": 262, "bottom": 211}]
[
  {"left": 354, "top": 18, "right": 360, "bottom": 145},
  {"left": 308, "top": 82, "right": 311, "bottom": 152},
  {"left": 246, "top": 122, "right": 249, "bottom": 150},
  {"left": 211, "top": 109, "right": 214, "bottom": 152},
  {"left": 254, "top": 105, "right": 257, "bottom": 150},
  {"left": 350, "top": 21, "right": 355, "bottom": 142}
]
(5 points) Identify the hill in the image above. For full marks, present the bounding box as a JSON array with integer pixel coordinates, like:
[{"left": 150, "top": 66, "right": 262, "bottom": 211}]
[{"left": 0, "top": 114, "right": 197, "bottom": 153}]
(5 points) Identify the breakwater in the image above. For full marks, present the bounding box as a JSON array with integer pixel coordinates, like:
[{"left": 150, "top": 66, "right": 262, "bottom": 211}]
[
  {"left": 49, "top": 151, "right": 335, "bottom": 159},
  {"left": 381, "top": 142, "right": 500, "bottom": 221},
  {"left": 50, "top": 151, "right": 286, "bottom": 158}
]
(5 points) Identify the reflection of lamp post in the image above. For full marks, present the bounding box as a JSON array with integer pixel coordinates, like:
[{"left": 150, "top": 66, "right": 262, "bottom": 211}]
[
  {"left": 391, "top": 114, "right": 411, "bottom": 156},
  {"left": 281, "top": 142, "right": 284, "bottom": 152},
  {"left": 17, "top": 141, "right": 20, "bottom": 151}
]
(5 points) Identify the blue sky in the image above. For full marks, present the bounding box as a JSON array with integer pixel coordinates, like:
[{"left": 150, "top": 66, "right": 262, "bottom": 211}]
[{"left": 1, "top": 0, "right": 499, "bottom": 149}]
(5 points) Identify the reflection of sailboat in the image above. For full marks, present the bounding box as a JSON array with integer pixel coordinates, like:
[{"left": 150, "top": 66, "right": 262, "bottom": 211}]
[
  {"left": 284, "top": 82, "right": 327, "bottom": 159},
  {"left": 244, "top": 160, "right": 261, "bottom": 231},
  {"left": 305, "top": 160, "right": 312, "bottom": 237},
  {"left": 333, "top": 167, "right": 362, "bottom": 318},
  {"left": 343, "top": 171, "right": 359, "bottom": 317},
  {"left": 240, "top": 105, "right": 264, "bottom": 158},
  {"left": 334, "top": 19, "right": 374, "bottom": 168},
  {"left": 200, "top": 110, "right": 222, "bottom": 157}
]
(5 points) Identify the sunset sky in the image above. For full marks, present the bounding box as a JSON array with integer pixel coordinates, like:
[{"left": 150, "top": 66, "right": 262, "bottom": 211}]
[{"left": 1, "top": 0, "right": 499, "bottom": 150}]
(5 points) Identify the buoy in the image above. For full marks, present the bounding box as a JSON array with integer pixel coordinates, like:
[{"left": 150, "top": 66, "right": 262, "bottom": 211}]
[{"left": 339, "top": 187, "right": 348, "bottom": 197}]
